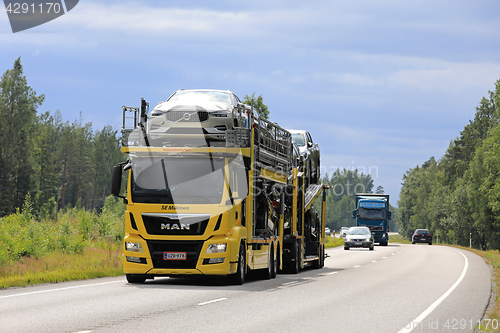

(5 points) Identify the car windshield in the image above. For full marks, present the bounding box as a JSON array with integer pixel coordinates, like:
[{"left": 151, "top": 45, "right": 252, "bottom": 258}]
[
  {"left": 416, "top": 230, "right": 429, "bottom": 234},
  {"left": 348, "top": 228, "right": 371, "bottom": 236},
  {"left": 168, "top": 90, "right": 232, "bottom": 105},
  {"left": 291, "top": 133, "right": 305, "bottom": 146}
]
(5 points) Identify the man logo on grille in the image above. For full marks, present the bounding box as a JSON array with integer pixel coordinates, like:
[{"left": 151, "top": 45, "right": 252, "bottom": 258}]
[
  {"left": 4, "top": 0, "right": 79, "bottom": 33},
  {"left": 161, "top": 223, "right": 190, "bottom": 231}
]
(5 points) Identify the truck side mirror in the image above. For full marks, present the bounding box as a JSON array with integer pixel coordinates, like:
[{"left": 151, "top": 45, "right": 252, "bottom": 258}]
[
  {"left": 352, "top": 209, "right": 356, "bottom": 218},
  {"left": 112, "top": 164, "right": 127, "bottom": 203},
  {"left": 388, "top": 211, "right": 392, "bottom": 220}
]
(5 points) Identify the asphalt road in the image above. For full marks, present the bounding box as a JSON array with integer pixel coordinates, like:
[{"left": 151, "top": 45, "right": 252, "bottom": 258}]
[{"left": 0, "top": 244, "right": 491, "bottom": 333}]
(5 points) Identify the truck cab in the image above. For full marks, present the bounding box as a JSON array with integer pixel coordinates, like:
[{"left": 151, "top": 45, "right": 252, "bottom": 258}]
[{"left": 353, "top": 193, "right": 391, "bottom": 246}]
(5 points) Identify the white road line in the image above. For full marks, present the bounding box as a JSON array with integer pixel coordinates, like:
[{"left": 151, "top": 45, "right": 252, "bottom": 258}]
[
  {"left": 327, "top": 272, "right": 338, "bottom": 275},
  {"left": 382, "top": 256, "right": 388, "bottom": 259},
  {"left": 0, "top": 280, "right": 123, "bottom": 299},
  {"left": 354, "top": 265, "right": 360, "bottom": 268},
  {"left": 281, "top": 281, "right": 300, "bottom": 286},
  {"left": 198, "top": 298, "right": 227, "bottom": 306},
  {"left": 372, "top": 260, "right": 377, "bottom": 263},
  {"left": 397, "top": 249, "right": 469, "bottom": 333}
]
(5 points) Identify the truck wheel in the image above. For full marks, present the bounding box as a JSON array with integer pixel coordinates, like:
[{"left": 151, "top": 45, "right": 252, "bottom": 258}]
[
  {"left": 320, "top": 246, "right": 325, "bottom": 268},
  {"left": 126, "top": 274, "right": 146, "bottom": 284},
  {"left": 344, "top": 246, "right": 349, "bottom": 250},
  {"left": 291, "top": 243, "right": 300, "bottom": 274},
  {"left": 230, "top": 243, "right": 246, "bottom": 285},
  {"left": 263, "top": 246, "right": 274, "bottom": 280},
  {"left": 272, "top": 246, "right": 278, "bottom": 278},
  {"left": 380, "top": 242, "right": 388, "bottom": 246}
]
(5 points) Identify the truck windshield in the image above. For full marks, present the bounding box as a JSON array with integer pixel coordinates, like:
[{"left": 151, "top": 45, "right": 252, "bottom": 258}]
[
  {"left": 357, "top": 207, "right": 387, "bottom": 220},
  {"left": 131, "top": 156, "right": 226, "bottom": 204}
]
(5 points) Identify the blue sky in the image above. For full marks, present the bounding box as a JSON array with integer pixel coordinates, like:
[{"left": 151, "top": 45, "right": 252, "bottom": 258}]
[{"left": 1, "top": 0, "right": 500, "bottom": 205}]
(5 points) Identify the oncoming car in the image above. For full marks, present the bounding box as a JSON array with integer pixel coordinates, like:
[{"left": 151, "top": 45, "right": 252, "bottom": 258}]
[
  {"left": 340, "top": 227, "right": 349, "bottom": 238},
  {"left": 344, "top": 226, "right": 374, "bottom": 251},
  {"left": 412, "top": 229, "right": 432, "bottom": 245}
]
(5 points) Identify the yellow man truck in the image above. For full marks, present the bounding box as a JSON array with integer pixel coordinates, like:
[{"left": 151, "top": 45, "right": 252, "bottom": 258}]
[{"left": 112, "top": 96, "right": 293, "bottom": 284}]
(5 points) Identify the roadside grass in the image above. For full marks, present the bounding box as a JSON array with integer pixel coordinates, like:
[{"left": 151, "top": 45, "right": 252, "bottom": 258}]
[
  {"left": 326, "top": 235, "right": 344, "bottom": 248},
  {"left": 0, "top": 195, "right": 125, "bottom": 289},
  {"left": 388, "top": 234, "right": 412, "bottom": 244},
  {"left": 0, "top": 242, "right": 123, "bottom": 289}
]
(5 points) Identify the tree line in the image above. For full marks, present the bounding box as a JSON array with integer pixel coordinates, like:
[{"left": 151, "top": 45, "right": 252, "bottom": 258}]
[
  {"left": 319, "top": 169, "right": 398, "bottom": 232},
  {"left": 0, "top": 58, "right": 125, "bottom": 219},
  {"left": 397, "top": 80, "right": 500, "bottom": 250}
]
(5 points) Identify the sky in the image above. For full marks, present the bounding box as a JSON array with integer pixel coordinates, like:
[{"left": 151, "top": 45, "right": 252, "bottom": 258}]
[{"left": 1, "top": 0, "right": 500, "bottom": 205}]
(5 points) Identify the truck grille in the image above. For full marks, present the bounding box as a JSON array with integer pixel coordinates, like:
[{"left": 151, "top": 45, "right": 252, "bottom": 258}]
[
  {"left": 142, "top": 213, "right": 210, "bottom": 236},
  {"left": 146, "top": 240, "right": 204, "bottom": 269},
  {"left": 166, "top": 111, "right": 209, "bottom": 123}
]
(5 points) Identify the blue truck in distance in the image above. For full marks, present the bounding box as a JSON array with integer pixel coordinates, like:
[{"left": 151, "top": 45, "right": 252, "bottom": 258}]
[{"left": 353, "top": 193, "right": 391, "bottom": 246}]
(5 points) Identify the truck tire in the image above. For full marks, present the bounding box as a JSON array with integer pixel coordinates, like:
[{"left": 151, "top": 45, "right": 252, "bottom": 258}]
[
  {"left": 230, "top": 243, "right": 246, "bottom": 285},
  {"left": 320, "top": 245, "right": 325, "bottom": 268},
  {"left": 291, "top": 242, "right": 300, "bottom": 274},
  {"left": 272, "top": 246, "right": 278, "bottom": 278},
  {"left": 262, "top": 246, "right": 274, "bottom": 280},
  {"left": 380, "top": 242, "right": 388, "bottom": 246},
  {"left": 126, "top": 274, "right": 146, "bottom": 284}
]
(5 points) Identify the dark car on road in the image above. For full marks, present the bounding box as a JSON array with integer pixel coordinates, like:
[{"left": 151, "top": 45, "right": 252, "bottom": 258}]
[
  {"left": 344, "top": 226, "right": 374, "bottom": 251},
  {"left": 412, "top": 229, "right": 432, "bottom": 245}
]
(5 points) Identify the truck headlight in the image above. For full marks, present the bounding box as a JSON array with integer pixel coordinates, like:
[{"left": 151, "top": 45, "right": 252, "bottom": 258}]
[
  {"left": 125, "top": 242, "right": 144, "bottom": 253},
  {"left": 206, "top": 243, "right": 227, "bottom": 253}
]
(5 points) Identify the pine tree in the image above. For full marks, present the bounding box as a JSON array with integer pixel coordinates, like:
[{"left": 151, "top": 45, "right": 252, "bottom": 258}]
[{"left": 0, "top": 57, "right": 44, "bottom": 215}]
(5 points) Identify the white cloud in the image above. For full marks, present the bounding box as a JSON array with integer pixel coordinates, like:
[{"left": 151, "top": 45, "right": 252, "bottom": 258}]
[{"left": 387, "top": 63, "right": 500, "bottom": 92}]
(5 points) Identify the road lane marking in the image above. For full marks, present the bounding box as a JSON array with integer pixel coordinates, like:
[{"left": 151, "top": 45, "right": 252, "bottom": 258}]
[
  {"left": 382, "top": 256, "right": 388, "bottom": 259},
  {"left": 281, "top": 281, "right": 299, "bottom": 286},
  {"left": 327, "top": 272, "right": 338, "bottom": 275},
  {"left": 372, "top": 260, "right": 377, "bottom": 263},
  {"left": 198, "top": 298, "right": 227, "bottom": 306},
  {"left": 0, "top": 280, "right": 123, "bottom": 299},
  {"left": 354, "top": 265, "right": 360, "bottom": 268},
  {"left": 397, "top": 249, "right": 469, "bottom": 333}
]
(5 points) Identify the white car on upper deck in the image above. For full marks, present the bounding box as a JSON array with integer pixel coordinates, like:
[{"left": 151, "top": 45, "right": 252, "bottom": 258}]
[{"left": 147, "top": 89, "right": 247, "bottom": 146}]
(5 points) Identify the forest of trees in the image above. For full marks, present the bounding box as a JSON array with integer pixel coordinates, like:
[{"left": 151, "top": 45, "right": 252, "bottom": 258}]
[
  {"left": 0, "top": 58, "right": 125, "bottom": 219},
  {"left": 397, "top": 80, "right": 500, "bottom": 250},
  {"left": 319, "top": 169, "right": 398, "bottom": 232}
]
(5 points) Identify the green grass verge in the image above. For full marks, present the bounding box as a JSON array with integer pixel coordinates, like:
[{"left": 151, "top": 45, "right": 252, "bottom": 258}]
[
  {"left": 325, "top": 235, "right": 344, "bottom": 248},
  {"left": 0, "top": 242, "right": 123, "bottom": 289},
  {"left": 388, "top": 234, "right": 412, "bottom": 244}
]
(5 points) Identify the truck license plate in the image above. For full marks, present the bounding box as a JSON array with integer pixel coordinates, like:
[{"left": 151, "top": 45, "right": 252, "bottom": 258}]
[{"left": 164, "top": 252, "right": 186, "bottom": 260}]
